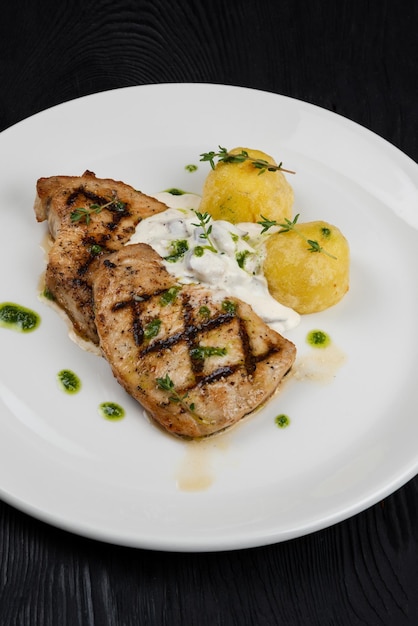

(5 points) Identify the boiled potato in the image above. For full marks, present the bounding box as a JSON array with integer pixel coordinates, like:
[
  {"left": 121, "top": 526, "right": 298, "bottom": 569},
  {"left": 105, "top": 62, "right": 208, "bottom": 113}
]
[
  {"left": 263, "top": 221, "right": 349, "bottom": 314},
  {"left": 199, "top": 147, "right": 294, "bottom": 224}
]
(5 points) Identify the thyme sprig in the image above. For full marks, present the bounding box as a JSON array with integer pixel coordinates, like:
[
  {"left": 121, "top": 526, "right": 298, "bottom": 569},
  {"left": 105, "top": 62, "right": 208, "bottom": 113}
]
[
  {"left": 258, "top": 214, "right": 337, "bottom": 259},
  {"left": 70, "top": 197, "right": 126, "bottom": 225},
  {"left": 156, "top": 374, "right": 212, "bottom": 425},
  {"left": 200, "top": 146, "right": 295, "bottom": 175},
  {"left": 191, "top": 210, "right": 217, "bottom": 253}
]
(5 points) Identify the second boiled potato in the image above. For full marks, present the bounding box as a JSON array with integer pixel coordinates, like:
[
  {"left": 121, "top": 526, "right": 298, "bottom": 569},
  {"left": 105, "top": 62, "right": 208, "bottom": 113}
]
[
  {"left": 199, "top": 147, "right": 294, "bottom": 224},
  {"left": 263, "top": 221, "right": 350, "bottom": 314}
]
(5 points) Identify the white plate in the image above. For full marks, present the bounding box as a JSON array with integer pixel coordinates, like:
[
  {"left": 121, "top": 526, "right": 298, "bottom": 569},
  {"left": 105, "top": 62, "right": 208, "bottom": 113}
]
[{"left": 1, "top": 83, "right": 418, "bottom": 552}]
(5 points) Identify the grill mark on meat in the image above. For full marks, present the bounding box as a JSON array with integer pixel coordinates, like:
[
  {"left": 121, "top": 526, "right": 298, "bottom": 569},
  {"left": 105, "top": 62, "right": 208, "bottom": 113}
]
[
  {"left": 121, "top": 288, "right": 277, "bottom": 386},
  {"left": 66, "top": 187, "right": 108, "bottom": 208},
  {"left": 66, "top": 186, "right": 133, "bottom": 231},
  {"left": 34, "top": 172, "right": 169, "bottom": 344},
  {"left": 141, "top": 331, "right": 185, "bottom": 354},
  {"left": 197, "top": 365, "right": 237, "bottom": 386},
  {"left": 90, "top": 242, "right": 297, "bottom": 438},
  {"left": 132, "top": 301, "right": 144, "bottom": 346},
  {"left": 182, "top": 293, "right": 203, "bottom": 375},
  {"left": 237, "top": 317, "right": 256, "bottom": 375},
  {"left": 77, "top": 234, "right": 113, "bottom": 277}
]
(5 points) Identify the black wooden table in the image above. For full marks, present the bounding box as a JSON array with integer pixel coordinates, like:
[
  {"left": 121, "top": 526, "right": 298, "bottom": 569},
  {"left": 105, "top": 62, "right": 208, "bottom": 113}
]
[{"left": 1, "top": 2, "right": 418, "bottom": 624}]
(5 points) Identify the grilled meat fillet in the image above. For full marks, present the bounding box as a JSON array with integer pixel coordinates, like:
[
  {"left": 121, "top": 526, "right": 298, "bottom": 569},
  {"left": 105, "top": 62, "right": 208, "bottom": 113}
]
[
  {"left": 34, "top": 170, "right": 168, "bottom": 343},
  {"left": 93, "top": 243, "right": 296, "bottom": 438}
]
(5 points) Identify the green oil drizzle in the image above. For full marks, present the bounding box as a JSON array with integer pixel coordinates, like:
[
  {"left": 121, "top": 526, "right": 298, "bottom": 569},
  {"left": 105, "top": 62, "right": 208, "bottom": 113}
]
[
  {"left": 165, "top": 188, "right": 186, "bottom": 196},
  {"left": 0, "top": 302, "right": 40, "bottom": 333},
  {"left": 99, "top": 402, "right": 125, "bottom": 421},
  {"left": 185, "top": 164, "right": 198, "bottom": 172},
  {"left": 306, "top": 329, "right": 331, "bottom": 348},
  {"left": 42, "top": 287, "right": 56, "bottom": 301},
  {"left": 275, "top": 414, "right": 290, "bottom": 429},
  {"left": 57, "top": 369, "right": 81, "bottom": 394}
]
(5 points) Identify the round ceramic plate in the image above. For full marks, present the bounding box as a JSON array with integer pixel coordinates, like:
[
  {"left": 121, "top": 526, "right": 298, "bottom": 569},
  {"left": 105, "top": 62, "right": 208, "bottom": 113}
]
[{"left": 1, "top": 83, "right": 418, "bottom": 552}]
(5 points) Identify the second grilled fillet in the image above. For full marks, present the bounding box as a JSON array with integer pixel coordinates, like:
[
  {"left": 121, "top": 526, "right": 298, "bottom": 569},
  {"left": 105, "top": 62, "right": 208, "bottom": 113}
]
[
  {"left": 93, "top": 243, "right": 297, "bottom": 438},
  {"left": 34, "top": 170, "right": 168, "bottom": 343}
]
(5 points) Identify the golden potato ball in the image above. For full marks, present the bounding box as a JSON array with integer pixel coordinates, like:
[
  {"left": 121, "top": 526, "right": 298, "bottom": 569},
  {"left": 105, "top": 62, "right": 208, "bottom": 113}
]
[
  {"left": 263, "top": 220, "right": 350, "bottom": 314},
  {"left": 199, "top": 147, "right": 294, "bottom": 224}
]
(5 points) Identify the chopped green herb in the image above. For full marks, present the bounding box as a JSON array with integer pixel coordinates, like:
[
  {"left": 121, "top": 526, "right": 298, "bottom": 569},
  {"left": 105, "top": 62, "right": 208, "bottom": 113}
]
[
  {"left": 222, "top": 300, "right": 237, "bottom": 314},
  {"left": 191, "top": 346, "right": 227, "bottom": 360},
  {"left": 144, "top": 318, "right": 162, "bottom": 339},
  {"left": 185, "top": 164, "right": 198, "bottom": 172},
  {"left": 159, "top": 286, "right": 181, "bottom": 306},
  {"left": 199, "top": 305, "right": 211, "bottom": 318},
  {"left": 236, "top": 250, "right": 251, "bottom": 269},
  {"left": 164, "top": 239, "right": 189, "bottom": 262},
  {"left": 89, "top": 243, "right": 103, "bottom": 255}
]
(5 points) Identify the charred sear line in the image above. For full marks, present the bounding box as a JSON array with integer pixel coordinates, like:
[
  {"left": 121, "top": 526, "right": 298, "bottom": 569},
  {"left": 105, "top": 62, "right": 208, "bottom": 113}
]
[
  {"left": 182, "top": 293, "right": 204, "bottom": 374},
  {"left": 140, "top": 331, "right": 185, "bottom": 355},
  {"left": 78, "top": 235, "right": 113, "bottom": 275},
  {"left": 238, "top": 318, "right": 257, "bottom": 374},
  {"left": 66, "top": 186, "right": 131, "bottom": 230},
  {"left": 112, "top": 300, "right": 132, "bottom": 312},
  {"left": 198, "top": 365, "right": 238, "bottom": 386},
  {"left": 254, "top": 344, "right": 281, "bottom": 364},
  {"left": 132, "top": 311, "right": 144, "bottom": 346},
  {"left": 66, "top": 187, "right": 104, "bottom": 208},
  {"left": 195, "top": 312, "right": 235, "bottom": 333}
]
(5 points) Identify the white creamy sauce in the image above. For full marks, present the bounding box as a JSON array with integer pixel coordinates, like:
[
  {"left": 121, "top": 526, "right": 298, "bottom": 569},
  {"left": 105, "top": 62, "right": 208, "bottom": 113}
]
[{"left": 128, "top": 192, "right": 300, "bottom": 334}]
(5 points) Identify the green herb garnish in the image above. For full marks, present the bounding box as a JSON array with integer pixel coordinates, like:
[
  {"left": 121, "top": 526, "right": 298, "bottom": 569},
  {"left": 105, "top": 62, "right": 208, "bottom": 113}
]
[
  {"left": 190, "top": 346, "right": 227, "bottom": 360},
  {"left": 222, "top": 300, "right": 237, "bottom": 314},
  {"left": 89, "top": 243, "right": 103, "bottom": 255},
  {"left": 159, "top": 286, "right": 181, "bottom": 306},
  {"left": 199, "top": 305, "right": 211, "bottom": 318},
  {"left": 191, "top": 210, "right": 217, "bottom": 253},
  {"left": 258, "top": 214, "right": 337, "bottom": 259},
  {"left": 164, "top": 239, "right": 189, "bottom": 262},
  {"left": 200, "top": 146, "right": 295, "bottom": 175},
  {"left": 70, "top": 196, "right": 126, "bottom": 225},
  {"left": 156, "top": 374, "right": 211, "bottom": 425},
  {"left": 144, "top": 318, "right": 162, "bottom": 340},
  {"left": 236, "top": 250, "right": 251, "bottom": 269}
]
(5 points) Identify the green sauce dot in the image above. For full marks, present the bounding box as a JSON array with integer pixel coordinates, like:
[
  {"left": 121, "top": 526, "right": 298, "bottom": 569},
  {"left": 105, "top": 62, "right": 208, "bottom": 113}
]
[
  {"left": 307, "top": 329, "right": 331, "bottom": 348},
  {"left": 275, "top": 414, "right": 290, "bottom": 428},
  {"left": 57, "top": 369, "right": 81, "bottom": 394},
  {"left": 165, "top": 188, "right": 186, "bottom": 196},
  {"left": 99, "top": 402, "right": 125, "bottom": 421},
  {"left": 0, "top": 302, "right": 40, "bottom": 333}
]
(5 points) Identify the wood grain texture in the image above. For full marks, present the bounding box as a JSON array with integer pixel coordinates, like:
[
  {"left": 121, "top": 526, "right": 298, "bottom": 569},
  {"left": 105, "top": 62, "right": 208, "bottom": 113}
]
[{"left": 0, "top": 0, "right": 418, "bottom": 624}]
